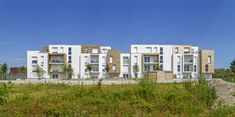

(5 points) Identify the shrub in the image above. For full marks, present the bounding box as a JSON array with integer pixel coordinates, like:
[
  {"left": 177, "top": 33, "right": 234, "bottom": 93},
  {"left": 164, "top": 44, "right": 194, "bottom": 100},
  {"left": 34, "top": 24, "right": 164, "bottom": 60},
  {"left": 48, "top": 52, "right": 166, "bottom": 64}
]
[{"left": 0, "top": 83, "right": 8, "bottom": 105}]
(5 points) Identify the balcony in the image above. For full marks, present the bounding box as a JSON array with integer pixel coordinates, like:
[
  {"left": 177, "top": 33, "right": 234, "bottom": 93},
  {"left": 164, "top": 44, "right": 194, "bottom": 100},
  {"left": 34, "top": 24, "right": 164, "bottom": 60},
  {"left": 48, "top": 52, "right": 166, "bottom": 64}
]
[
  {"left": 183, "top": 64, "right": 193, "bottom": 73},
  {"left": 50, "top": 69, "right": 63, "bottom": 73},
  {"left": 143, "top": 55, "right": 159, "bottom": 64},
  {"left": 50, "top": 59, "right": 64, "bottom": 64},
  {"left": 90, "top": 55, "right": 99, "bottom": 64},
  {"left": 49, "top": 64, "right": 64, "bottom": 73},
  {"left": 49, "top": 53, "right": 66, "bottom": 64},
  {"left": 184, "top": 55, "right": 193, "bottom": 64}
]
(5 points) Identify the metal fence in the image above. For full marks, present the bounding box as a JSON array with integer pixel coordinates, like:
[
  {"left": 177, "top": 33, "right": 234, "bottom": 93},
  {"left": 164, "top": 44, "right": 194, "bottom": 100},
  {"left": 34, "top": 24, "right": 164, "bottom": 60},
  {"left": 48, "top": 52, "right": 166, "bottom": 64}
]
[{"left": 0, "top": 73, "right": 27, "bottom": 80}]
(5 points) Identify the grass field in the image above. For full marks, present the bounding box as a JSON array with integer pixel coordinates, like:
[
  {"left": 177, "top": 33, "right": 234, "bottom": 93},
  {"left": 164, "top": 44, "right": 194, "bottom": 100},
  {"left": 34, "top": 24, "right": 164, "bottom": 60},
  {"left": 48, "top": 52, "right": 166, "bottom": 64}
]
[{"left": 0, "top": 79, "right": 234, "bottom": 117}]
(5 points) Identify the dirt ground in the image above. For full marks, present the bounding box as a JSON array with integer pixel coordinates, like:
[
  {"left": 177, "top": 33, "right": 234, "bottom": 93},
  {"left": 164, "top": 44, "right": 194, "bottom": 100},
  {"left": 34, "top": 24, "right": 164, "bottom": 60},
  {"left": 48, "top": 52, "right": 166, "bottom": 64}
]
[{"left": 209, "top": 79, "right": 235, "bottom": 106}]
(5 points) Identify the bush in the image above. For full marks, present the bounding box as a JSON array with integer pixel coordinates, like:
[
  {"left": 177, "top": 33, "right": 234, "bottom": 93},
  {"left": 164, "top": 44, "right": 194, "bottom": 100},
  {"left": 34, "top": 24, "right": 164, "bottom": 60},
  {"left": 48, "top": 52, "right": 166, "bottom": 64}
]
[{"left": 0, "top": 83, "right": 8, "bottom": 105}]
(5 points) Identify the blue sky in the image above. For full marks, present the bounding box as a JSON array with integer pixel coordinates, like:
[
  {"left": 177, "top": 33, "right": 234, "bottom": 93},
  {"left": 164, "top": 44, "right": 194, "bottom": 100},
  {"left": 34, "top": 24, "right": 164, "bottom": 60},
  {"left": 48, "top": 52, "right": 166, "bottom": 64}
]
[{"left": 0, "top": 0, "right": 234, "bottom": 68}]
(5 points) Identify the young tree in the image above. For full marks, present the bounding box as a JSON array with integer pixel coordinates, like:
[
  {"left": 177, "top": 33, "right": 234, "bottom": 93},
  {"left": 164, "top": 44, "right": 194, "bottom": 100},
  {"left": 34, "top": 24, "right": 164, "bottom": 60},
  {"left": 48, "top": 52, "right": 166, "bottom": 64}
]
[
  {"left": 0, "top": 63, "right": 8, "bottom": 79},
  {"left": 133, "top": 64, "right": 139, "bottom": 78},
  {"left": 105, "top": 65, "right": 110, "bottom": 79},
  {"left": 19, "top": 66, "right": 27, "bottom": 74},
  {"left": 19, "top": 66, "right": 27, "bottom": 79},
  {"left": 153, "top": 64, "right": 160, "bottom": 71},
  {"left": 33, "top": 65, "right": 45, "bottom": 80},
  {"left": 0, "top": 63, "right": 8, "bottom": 74},
  {"left": 230, "top": 59, "right": 235, "bottom": 74},
  {"left": 86, "top": 64, "right": 93, "bottom": 79},
  {"left": 63, "top": 64, "right": 74, "bottom": 80}
]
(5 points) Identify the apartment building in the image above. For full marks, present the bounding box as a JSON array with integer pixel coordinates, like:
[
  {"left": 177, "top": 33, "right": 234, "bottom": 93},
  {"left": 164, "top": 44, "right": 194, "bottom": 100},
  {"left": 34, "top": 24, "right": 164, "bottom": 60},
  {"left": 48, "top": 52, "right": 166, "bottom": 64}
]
[{"left": 27, "top": 44, "right": 214, "bottom": 80}]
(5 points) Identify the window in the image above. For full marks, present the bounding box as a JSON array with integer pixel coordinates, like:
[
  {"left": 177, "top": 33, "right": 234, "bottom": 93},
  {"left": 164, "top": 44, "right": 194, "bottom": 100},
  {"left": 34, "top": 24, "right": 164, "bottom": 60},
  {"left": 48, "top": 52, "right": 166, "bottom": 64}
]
[
  {"left": 32, "top": 60, "right": 37, "bottom": 64},
  {"left": 69, "top": 56, "right": 72, "bottom": 63},
  {"left": 92, "top": 49, "right": 98, "bottom": 53},
  {"left": 184, "top": 65, "right": 190, "bottom": 71},
  {"left": 32, "top": 56, "right": 37, "bottom": 59},
  {"left": 184, "top": 47, "right": 190, "bottom": 54},
  {"left": 177, "top": 65, "right": 180, "bottom": 72},
  {"left": 144, "top": 57, "right": 150, "bottom": 63},
  {"left": 134, "top": 56, "right": 138, "bottom": 64},
  {"left": 112, "top": 65, "right": 116, "bottom": 71},
  {"left": 160, "top": 47, "right": 163, "bottom": 54},
  {"left": 93, "top": 65, "right": 99, "bottom": 72},
  {"left": 160, "top": 64, "right": 163, "bottom": 70},
  {"left": 205, "top": 65, "right": 208, "bottom": 72},
  {"left": 191, "top": 49, "right": 194, "bottom": 53},
  {"left": 84, "top": 49, "right": 88, "bottom": 53},
  {"left": 102, "top": 56, "right": 106, "bottom": 63},
  {"left": 102, "top": 65, "right": 106, "bottom": 72},
  {"left": 68, "top": 47, "right": 72, "bottom": 51},
  {"left": 144, "top": 65, "right": 150, "bottom": 71},
  {"left": 177, "top": 56, "right": 180, "bottom": 63},
  {"left": 160, "top": 56, "right": 163, "bottom": 63},
  {"left": 123, "top": 74, "right": 129, "bottom": 78},
  {"left": 41, "top": 62, "right": 44, "bottom": 66},
  {"left": 208, "top": 56, "right": 211, "bottom": 64},
  {"left": 123, "top": 57, "right": 129, "bottom": 64},
  {"left": 52, "top": 47, "right": 58, "bottom": 49},
  {"left": 146, "top": 47, "right": 152, "bottom": 53},
  {"left": 110, "top": 57, "right": 113, "bottom": 63},
  {"left": 194, "top": 65, "right": 197, "bottom": 72},
  {"left": 134, "top": 47, "right": 138, "bottom": 53},
  {"left": 41, "top": 56, "right": 44, "bottom": 58},
  {"left": 175, "top": 47, "right": 179, "bottom": 53},
  {"left": 154, "top": 47, "right": 157, "bottom": 53}
]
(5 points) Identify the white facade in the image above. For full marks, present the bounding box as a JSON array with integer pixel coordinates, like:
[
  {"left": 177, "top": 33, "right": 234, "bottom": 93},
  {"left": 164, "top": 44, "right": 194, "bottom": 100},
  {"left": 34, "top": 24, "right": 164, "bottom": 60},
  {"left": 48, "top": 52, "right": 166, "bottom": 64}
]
[
  {"left": 120, "top": 53, "right": 130, "bottom": 78},
  {"left": 130, "top": 44, "right": 173, "bottom": 78},
  {"left": 27, "top": 44, "right": 211, "bottom": 80},
  {"left": 27, "top": 51, "right": 49, "bottom": 78}
]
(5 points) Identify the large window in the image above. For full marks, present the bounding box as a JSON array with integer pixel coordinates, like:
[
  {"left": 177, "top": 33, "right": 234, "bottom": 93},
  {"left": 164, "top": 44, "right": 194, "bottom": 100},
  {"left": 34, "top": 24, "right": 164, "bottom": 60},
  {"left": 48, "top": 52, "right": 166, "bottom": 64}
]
[
  {"left": 194, "top": 65, "right": 197, "bottom": 72},
  {"left": 144, "top": 57, "right": 150, "bottom": 63},
  {"left": 184, "top": 47, "right": 190, "bottom": 54},
  {"left": 123, "top": 57, "right": 129, "bottom": 64},
  {"left": 208, "top": 56, "right": 211, "bottom": 64},
  {"left": 144, "top": 65, "right": 150, "bottom": 71}
]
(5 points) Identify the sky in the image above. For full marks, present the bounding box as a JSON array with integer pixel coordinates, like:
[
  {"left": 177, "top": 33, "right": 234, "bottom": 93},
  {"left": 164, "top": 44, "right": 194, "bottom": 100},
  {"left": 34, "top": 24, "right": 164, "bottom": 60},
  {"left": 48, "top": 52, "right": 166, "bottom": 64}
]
[{"left": 0, "top": 0, "right": 234, "bottom": 68}]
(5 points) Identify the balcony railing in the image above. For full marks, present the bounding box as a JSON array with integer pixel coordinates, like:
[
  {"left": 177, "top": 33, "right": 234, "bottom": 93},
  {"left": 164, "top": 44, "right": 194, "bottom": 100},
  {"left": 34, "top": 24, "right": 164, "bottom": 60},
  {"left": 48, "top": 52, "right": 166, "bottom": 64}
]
[
  {"left": 50, "top": 59, "right": 64, "bottom": 64},
  {"left": 90, "top": 60, "right": 99, "bottom": 64}
]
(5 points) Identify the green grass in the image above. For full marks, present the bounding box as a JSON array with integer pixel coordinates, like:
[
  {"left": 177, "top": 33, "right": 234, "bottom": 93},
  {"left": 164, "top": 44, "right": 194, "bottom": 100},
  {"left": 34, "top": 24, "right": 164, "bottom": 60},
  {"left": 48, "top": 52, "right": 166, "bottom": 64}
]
[
  {"left": 221, "top": 77, "right": 235, "bottom": 83},
  {"left": 0, "top": 79, "right": 234, "bottom": 116}
]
